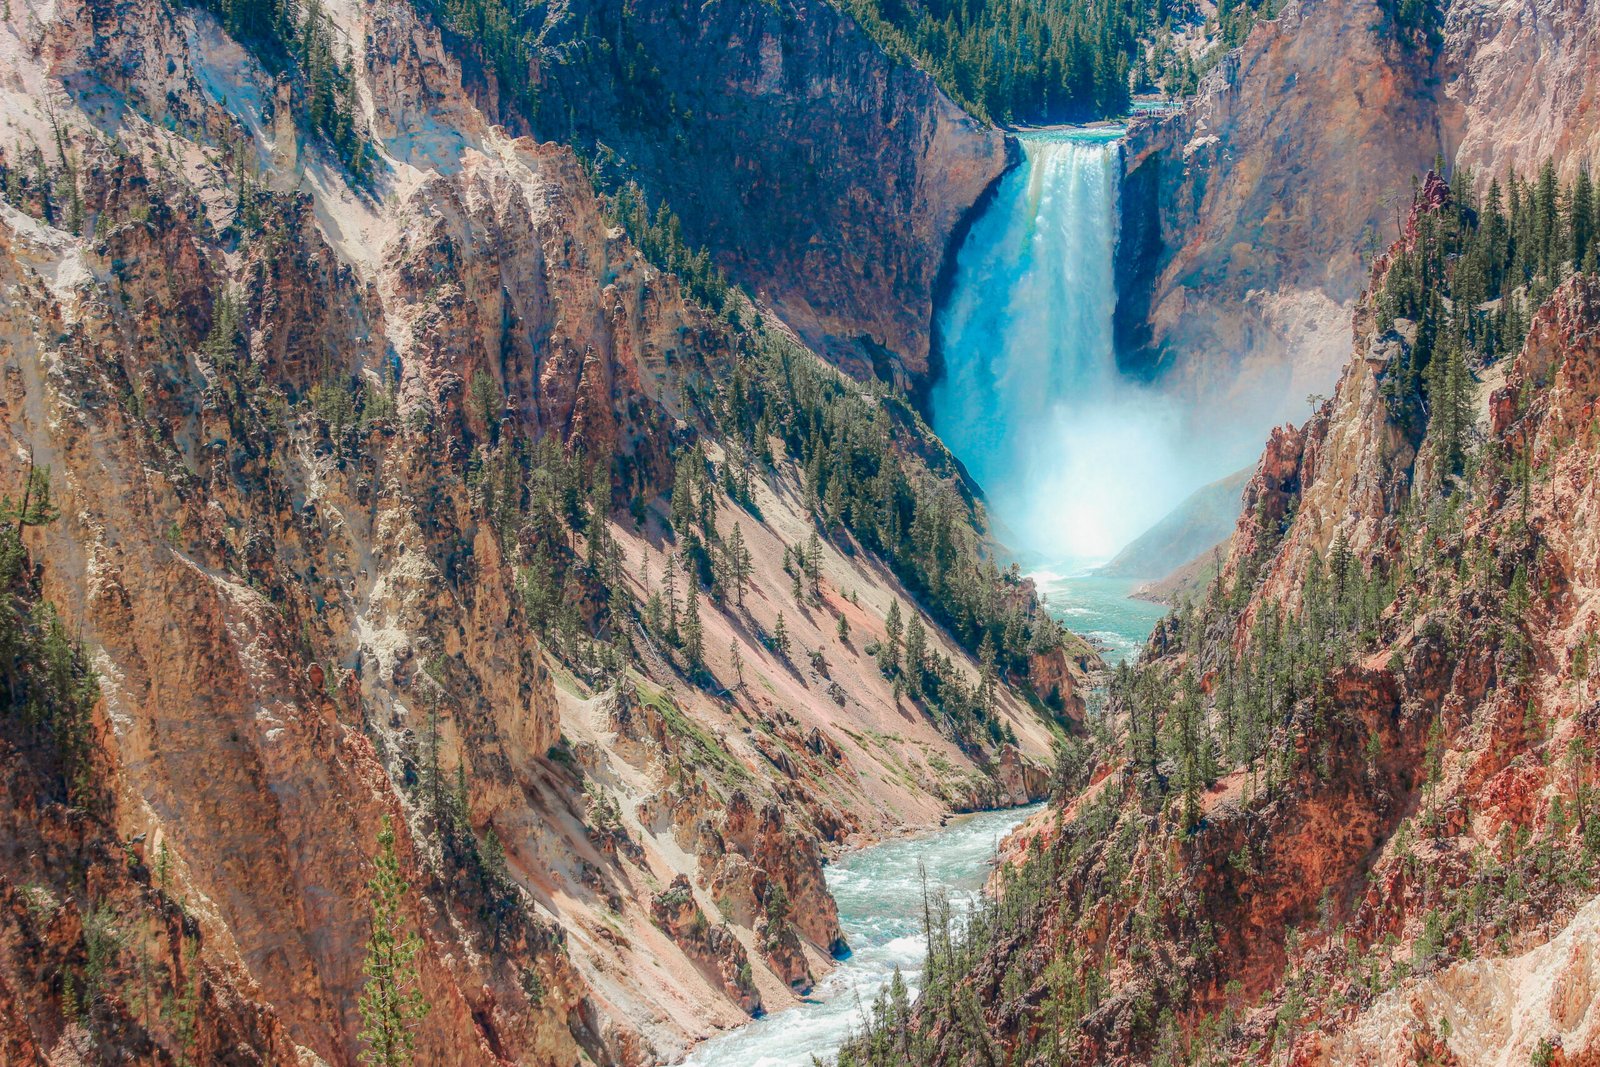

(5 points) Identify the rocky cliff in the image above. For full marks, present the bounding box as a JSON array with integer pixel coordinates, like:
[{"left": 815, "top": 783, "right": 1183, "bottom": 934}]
[
  {"left": 1115, "top": 0, "right": 1442, "bottom": 437},
  {"left": 469, "top": 0, "right": 1014, "bottom": 388},
  {"left": 1115, "top": 0, "right": 1600, "bottom": 451},
  {"left": 1439, "top": 0, "right": 1600, "bottom": 182},
  {"left": 0, "top": 0, "right": 1067, "bottom": 1060}
]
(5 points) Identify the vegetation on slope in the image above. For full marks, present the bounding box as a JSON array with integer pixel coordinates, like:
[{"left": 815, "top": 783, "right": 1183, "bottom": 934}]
[
  {"left": 439, "top": 301, "right": 1069, "bottom": 755},
  {"left": 186, "top": 0, "right": 369, "bottom": 178},
  {"left": 0, "top": 467, "right": 99, "bottom": 810},
  {"left": 839, "top": 0, "right": 1284, "bottom": 122},
  {"left": 414, "top": 0, "right": 1278, "bottom": 132},
  {"left": 1377, "top": 160, "right": 1600, "bottom": 449},
  {"left": 0, "top": 472, "right": 247, "bottom": 1063},
  {"left": 598, "top": 176, "right": 734, "bottom": 312},
  {"left": 838, "top": 0, "right": 1154, "bottom": 122},
  {"left": 837, "top": 0, "right": 1444, "bottom": 122}
]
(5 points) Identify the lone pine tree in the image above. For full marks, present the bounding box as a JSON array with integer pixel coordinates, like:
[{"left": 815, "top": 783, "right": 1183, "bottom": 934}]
[{"left": 359, "top": 816, "right": 430, "bottom": 1066}]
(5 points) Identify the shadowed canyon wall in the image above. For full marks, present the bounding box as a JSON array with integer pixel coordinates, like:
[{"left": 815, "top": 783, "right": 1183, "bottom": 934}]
[{"left": 510, "top": 0, "right": 1014, "bottom": 387}]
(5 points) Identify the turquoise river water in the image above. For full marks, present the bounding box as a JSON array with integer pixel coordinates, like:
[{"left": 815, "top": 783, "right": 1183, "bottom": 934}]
[
  {"left": 680, "top": 804, "right": 1043, "bottom": 1067},
  {"left": 679, "top": 576, "right": 1161, "bottom": 1067}
]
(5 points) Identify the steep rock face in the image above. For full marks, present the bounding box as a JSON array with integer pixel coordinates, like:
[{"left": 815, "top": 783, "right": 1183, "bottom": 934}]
[
  {"left": 518, "top": 0, "right": 1013, "bottom": 386},
  {"left": 1116, "top": 0, "right": 1441, "bottom": 430},
  {"left": 1333, "top": 894, "right": 1600, "bottom": 1063},
  {"left": 650, "top": 875, "right": 762, "bottom": 1014},
  {"left": 1247, "top": 283, "right": 1600, "bottom": 1060},
  {"left": 0, "top": 144, "right": 603, "bottom": 1067},
  {"left": 378, "top": 145, "right": 683, "bottom": 480},
  {"left": 1115, "top": 0, "right": 1600, "bottom": 442},
  {"left": 1270, "top": 272, "right": 1600, "bottom": 1067},
  {"left": 1439, "top": 0, "right": 1600, "bottom": 181},
  {"left": 0, "top": 708, "right": 308, "bottom": 1066}
]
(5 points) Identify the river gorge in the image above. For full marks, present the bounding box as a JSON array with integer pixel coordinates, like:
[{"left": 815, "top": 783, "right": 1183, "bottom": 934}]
[
  {"left": 7, "top": 0, "right": 1598, "bottom": 1058},
  {"left": 681, "top": 124, "right": 1203, "bottom": 1066}
]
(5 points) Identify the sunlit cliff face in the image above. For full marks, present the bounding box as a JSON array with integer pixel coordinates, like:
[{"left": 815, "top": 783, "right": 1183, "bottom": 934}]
[{"left": 932, "top": 129, "right": 1260, "bottom": 568}]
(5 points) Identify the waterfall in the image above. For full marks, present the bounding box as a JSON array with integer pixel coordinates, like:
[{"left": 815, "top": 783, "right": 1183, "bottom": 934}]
[{"left": 932, "top": 129, "right": 1203, "bottom": 568}]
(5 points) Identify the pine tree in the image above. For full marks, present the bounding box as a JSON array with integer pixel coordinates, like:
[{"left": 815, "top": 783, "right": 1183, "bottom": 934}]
[
  {"left": 977, "top": 632, "right": 998, "bottom": 713},
  {"left": 670, "top": 456, "right": 697, "bottom": 539},
  {"left": 1425, "top": 342, "right": 1472, "bottom": 483},
  {"left": 663, "top": 552, "right": 680, "bottom": 641},
  {"left": 903, "top": 613, "right": 928, "bottom": 697},
  {"left": 880, "top": 601, "right": 903, "bottom": 676},
  {"left": 805, "top": 531, "right": 824, "bottom": 597},
  {"left": 1570, "top": 163, "right": 1594, "bottom": 269},
  {"left": 468, "top": 371, "right": 500, "bottom": 442},
  {"left": 772, "top": 612, "right": 790, "bottom": 658},
  {"left": 5, "top": 461, "right": 60, "bottom": 534},
  {"left": 586, "top": 466, "right": 613, "bottom": 584},
  {"left": 358, "top": 817, "right": 430, "bottom": 1066},
  {"left": 681, "top": 577, "right": 704, "bottom": 672},
  {"left": 727, "top": 522, "right": 751, "bottom": 609}
]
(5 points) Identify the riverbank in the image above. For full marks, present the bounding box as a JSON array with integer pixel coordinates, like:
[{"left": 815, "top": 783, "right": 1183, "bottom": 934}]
[
  {"left": 680, "top": 803, "right": 1044, "bottom": 1067},
  {"left": 678, "top": 562, "right": 1169, "bottom": 1065}
]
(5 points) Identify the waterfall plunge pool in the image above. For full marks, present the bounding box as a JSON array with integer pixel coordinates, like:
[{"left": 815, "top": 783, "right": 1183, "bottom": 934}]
[{"left": 931, "top": 126, "right": 1213, "bottom": 666}]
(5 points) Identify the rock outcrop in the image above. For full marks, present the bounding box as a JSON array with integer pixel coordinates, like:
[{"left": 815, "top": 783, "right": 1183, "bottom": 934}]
[
  {"left": 1115, "top": 0, "right": 1442, "bottom": 437},
  {"left": 651, "top": 875, "right": 762, "bottom": 1014},
  {"left": 1115, "top": 0, "right": 1600, "bottom": 452}
]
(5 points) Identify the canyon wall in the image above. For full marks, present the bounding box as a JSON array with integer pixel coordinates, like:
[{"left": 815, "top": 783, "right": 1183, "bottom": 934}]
[
  {"left": 1115, "top": 0, "right": 1443, "bottom": 437},
  {"left": 516, "top": 0, "right": 1014, "bottom": 387},
  {"left": 1438, "top": 0, "right": 1600, "bottom": 181},
  {"left": 0, "top": 0, "right": 1066, "bottom": 1061},
  {"left": 1116, "top": 0, "right": 1600, "bottom": 448}
]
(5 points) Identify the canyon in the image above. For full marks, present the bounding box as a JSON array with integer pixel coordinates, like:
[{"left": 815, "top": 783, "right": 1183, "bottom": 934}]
[
  {"left": 838, "top": 142, "right": 1600, "bottom": 1067},
  {"left": 0, "top": 0, "right": 1077, "bottom": 1062},
  {"left": 1, "top": 0, "right": 1598, "bottom": 1062}
]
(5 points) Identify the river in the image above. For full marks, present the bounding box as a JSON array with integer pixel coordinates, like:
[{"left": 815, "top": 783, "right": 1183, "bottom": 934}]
[
  {"left": 679, "top": 578, "right": 1161, "bottom": 1067},
  {"left": 679, "top": 804, "right": 1041, "bottom": 1067}
]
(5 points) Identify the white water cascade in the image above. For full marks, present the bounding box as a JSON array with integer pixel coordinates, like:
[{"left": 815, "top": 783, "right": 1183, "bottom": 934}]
[{"left": 931, "top": 128, "right": 1205, "bottom": 570}]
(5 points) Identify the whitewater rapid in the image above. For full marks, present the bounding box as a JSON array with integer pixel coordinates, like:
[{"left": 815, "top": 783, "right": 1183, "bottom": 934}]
[{"left": 931, "top": 128, "right": 1202, "bottom": 568}]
